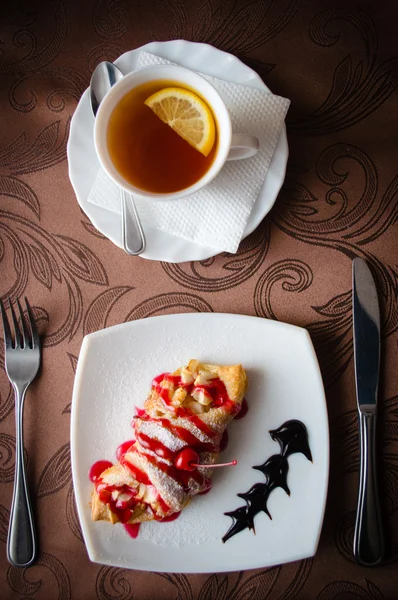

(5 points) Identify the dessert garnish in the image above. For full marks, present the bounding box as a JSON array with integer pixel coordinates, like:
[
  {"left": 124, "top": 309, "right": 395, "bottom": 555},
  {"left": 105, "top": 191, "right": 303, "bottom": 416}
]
[
  {"left": 144, "top": 87, "right": 216, "bottom": 156},
  {"left": 174, "top": 447, "right": 237, "bottom": 471},
  {"left": 222, "top": 419, "right": 312, "bottom": 543}
]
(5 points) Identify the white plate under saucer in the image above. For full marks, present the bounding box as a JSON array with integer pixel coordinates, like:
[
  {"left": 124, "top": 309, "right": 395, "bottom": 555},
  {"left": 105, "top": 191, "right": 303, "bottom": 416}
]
[{"left": 67, "top": 40, "right": 289, "bottom": 263}]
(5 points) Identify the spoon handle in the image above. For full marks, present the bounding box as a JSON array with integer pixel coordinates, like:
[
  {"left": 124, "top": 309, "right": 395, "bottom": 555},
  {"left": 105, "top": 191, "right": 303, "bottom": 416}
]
[{"left": 121, "top": 191, "right": 146, "bottom": 255}]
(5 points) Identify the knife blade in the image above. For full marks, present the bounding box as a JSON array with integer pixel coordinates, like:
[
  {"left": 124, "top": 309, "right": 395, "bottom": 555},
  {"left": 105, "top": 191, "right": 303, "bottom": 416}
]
[{"left": 352, "top": 257, "right": 385, "bottom": 566}]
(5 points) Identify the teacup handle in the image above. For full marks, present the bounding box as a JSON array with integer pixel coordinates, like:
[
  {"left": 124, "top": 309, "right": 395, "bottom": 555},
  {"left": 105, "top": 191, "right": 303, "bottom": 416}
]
[{"left": 227, "top": 133, "right": 259, "bottom": 161}]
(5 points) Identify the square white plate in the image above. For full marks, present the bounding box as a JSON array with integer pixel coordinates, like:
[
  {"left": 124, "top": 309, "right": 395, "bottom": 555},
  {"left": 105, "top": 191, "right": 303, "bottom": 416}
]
[{"left": 71, "top": 313, "right": 329, "bottom": 572}]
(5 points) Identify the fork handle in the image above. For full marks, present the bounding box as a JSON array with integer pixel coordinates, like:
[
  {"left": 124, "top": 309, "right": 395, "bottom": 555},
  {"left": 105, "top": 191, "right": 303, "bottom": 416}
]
[{"left": 7, "top": 384, "right": 37, "bottom": 567}]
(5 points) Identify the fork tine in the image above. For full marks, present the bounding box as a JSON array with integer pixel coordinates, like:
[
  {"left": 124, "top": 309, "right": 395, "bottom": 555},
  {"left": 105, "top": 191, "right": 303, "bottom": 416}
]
[
  {"left": 0, "top": 298, "right": 13, "bottom": 348},
  {"left": 17, "top": 298, "right": 31, "bottom": 349},
  {"left": 25, "top": 297, "right": 39, "bottom": 348},
  {"left": 8, "top": 298, "right": 22, "bottom": 348}
]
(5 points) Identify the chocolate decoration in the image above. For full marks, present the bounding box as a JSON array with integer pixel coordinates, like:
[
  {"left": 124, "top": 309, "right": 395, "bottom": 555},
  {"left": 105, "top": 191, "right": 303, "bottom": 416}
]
[
  {"left": 222, "top": 420, "right": 312, "bottom": 543},
  {"left": 269, "top": 419, "right": 313, "bottom": 461},
  {"left": 253, "top": 453, "right": 290, "bottom": 495},
  {"left": 238, "top": 482, "right": 272, "bottom": 519},
  {"left": 223, "top": 507, "right": 254, "bottom": 542}
]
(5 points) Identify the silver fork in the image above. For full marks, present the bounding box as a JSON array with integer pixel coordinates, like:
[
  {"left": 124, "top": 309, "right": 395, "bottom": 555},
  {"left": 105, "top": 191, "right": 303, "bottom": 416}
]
[{"left": 0, "top": 297, "right": 40, "bottom": 567}]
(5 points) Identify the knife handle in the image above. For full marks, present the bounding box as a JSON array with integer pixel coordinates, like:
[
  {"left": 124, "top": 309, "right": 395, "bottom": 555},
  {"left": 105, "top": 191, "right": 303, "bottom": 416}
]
[{"left": 353, "top": 410, "right": 385, "bottom": 566}]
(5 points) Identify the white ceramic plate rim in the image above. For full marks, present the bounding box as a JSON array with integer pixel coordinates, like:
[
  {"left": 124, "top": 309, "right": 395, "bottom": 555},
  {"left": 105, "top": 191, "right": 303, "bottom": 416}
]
[
  {"left": 67, "top": 40, "right": 289, "bottom": 262},
  {"left": 71, "top": 313, "right": 329, "bottom": 573}
]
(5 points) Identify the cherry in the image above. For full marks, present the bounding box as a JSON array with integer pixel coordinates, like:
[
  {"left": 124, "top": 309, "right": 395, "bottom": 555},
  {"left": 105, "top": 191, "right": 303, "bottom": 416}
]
[
  {"left": 174, "top": 447, "right": 198, "bottom": 471},
  {"left": 174, "top": 447, "right": 237, "bottom": 471}
]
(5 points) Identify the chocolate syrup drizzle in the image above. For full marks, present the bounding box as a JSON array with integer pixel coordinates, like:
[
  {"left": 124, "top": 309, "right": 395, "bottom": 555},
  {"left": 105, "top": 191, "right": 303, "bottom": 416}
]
[{"left": 222, "top": 419, "right": 312, "bottom": 543}]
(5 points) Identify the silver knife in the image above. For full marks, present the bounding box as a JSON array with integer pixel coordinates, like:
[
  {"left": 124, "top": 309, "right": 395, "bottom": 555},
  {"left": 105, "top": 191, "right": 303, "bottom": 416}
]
[{"left": 352, "top": 257, "right": 385, "bottom": 566}]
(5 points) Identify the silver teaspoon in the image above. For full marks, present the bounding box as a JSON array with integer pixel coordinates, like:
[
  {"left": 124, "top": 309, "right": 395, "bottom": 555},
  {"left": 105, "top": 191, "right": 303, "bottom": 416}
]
[{"left": 90, "top": 61, "right": 146, "bottom": 256}]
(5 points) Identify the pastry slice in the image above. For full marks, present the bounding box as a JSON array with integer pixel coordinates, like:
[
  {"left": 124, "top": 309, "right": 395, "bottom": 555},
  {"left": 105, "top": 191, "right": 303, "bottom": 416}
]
[{"left": 91, "top": 359, "right": 247, "bottom": 525}]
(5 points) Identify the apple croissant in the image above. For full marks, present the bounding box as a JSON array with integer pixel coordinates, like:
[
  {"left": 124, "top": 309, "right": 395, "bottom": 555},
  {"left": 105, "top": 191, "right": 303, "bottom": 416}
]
[{"left": 91, "top": 359, "right": 247, "bottom": 525}]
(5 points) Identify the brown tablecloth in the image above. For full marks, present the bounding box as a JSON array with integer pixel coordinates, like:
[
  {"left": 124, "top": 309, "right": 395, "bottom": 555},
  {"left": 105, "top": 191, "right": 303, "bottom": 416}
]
[{"left": 1, "top": 0, "right": 397, "bottom": 598}]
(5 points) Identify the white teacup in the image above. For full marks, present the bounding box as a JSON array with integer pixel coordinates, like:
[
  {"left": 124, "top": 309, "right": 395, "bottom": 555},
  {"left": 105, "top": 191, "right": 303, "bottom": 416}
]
[{"left": 94, "top": 65, "right": 259, "bottom": 201}]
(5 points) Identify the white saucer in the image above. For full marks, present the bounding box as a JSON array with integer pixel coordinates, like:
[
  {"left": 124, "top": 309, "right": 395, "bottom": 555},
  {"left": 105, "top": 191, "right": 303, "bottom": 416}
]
[{"left": 67, "top": 40, "right": 289, "bottom": 263}]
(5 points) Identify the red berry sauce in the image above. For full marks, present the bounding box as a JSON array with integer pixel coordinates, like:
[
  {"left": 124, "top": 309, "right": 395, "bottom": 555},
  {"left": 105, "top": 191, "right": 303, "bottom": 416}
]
[
  {"left": 124, "top": 523, "right": 140, "bottom": 538},
  {"left": 89, "top": 460, "right": 113, "bottom": 483},
  {"left": 234, "top": 397, "right": 248, "bottom": 420},
  {"left": 116, "top": 439, "right": 135, "bottom": 461}
]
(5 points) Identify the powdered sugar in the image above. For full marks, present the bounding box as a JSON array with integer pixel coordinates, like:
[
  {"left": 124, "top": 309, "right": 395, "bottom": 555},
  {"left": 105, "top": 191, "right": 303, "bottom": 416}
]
[
  {"left": 139, "top": 493, "right": 225, "bottom": 547},
  {"left": 139, "top": 421, "right": 186, "bottom": 452}
]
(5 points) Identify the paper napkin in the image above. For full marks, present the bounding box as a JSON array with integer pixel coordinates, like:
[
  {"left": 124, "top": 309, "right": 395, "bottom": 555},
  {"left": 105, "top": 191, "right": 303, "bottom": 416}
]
[{"left": 87, "top": 51, "right": 290, "bottom": 253}]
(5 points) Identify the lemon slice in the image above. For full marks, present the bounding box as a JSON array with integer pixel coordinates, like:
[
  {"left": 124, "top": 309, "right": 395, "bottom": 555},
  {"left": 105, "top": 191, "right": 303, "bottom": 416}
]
[{"left": 144, "top": 87, "right": 216, "bottom": 156}]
